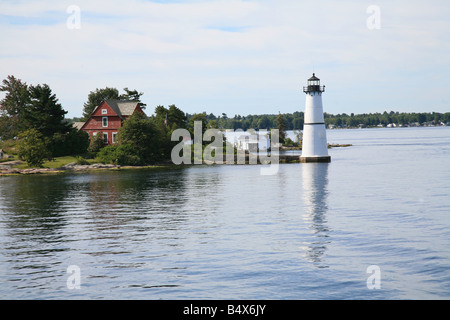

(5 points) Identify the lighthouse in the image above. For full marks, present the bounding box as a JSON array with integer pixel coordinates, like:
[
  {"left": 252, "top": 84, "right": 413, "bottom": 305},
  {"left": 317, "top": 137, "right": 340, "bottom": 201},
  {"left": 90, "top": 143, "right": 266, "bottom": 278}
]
[{"left": 300, "top": 73, "right": 331, "bottom": 163}]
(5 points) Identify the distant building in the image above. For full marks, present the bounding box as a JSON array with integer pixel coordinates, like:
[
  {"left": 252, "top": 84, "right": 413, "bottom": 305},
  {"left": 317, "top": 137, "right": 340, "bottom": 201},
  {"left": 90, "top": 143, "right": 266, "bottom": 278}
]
[
  {"left": 237, "top": 133, "right": 270, "bottom": 151},
  {"left": 75, "top": 100, "right": 145, "bottom": 145}
]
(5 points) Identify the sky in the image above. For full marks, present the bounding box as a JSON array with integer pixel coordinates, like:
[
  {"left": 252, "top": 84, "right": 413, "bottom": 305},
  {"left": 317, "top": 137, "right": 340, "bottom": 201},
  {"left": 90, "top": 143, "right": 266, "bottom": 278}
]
[{"left": 1, "top": 0, "right": 449, "bottom": 118}]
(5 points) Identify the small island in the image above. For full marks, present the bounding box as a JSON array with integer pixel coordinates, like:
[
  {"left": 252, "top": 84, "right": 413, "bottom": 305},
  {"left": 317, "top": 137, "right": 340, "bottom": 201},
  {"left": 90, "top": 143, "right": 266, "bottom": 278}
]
[{"left": 1, "top": 74, "right": 447, "bottom": 176}]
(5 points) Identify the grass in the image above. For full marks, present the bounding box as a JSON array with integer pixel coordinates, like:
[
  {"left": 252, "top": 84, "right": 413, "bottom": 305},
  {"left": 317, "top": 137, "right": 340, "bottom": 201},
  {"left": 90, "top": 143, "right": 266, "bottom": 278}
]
[{"left": 15, "top": 156, "right": 96, "bottom": 169}]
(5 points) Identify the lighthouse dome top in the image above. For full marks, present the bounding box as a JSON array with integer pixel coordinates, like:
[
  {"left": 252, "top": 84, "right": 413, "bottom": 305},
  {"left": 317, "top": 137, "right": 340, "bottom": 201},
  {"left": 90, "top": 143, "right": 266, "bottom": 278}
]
[
  {"left": 308, "top": 73, "right": 320, "bottom": 81},
  {"left": 303, "top": 73, "right": 325, "bottom": 94}
]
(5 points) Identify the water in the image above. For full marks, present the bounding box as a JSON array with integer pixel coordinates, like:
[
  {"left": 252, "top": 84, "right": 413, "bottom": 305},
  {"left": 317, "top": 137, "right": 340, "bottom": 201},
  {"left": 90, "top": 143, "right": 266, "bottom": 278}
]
[{"left": 0, "top": 127, "right": 449, "bottom": 299}]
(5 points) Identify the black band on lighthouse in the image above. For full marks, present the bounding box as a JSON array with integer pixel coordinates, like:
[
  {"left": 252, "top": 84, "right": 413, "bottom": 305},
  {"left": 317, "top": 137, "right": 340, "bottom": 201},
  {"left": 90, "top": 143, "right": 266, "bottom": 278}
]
[{"left": 304, "top": 122, "right": 325, "bottom": 125}]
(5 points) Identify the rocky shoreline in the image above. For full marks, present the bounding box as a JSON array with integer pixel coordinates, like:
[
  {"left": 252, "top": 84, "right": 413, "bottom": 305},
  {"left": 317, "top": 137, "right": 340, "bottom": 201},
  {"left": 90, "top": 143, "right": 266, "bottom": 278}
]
[
  {"left": 0, "top": 161, "right": 121, "bottom": 176},
  {"left": 0, "top": 144, "right": 353, "bottom": 175}
]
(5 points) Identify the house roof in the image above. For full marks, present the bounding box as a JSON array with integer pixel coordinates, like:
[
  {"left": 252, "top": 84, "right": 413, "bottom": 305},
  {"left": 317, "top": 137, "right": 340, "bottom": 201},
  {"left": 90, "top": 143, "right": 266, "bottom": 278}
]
[
  {"left": 73, "top": 122, "right": 85, "bottom": 130},
  {"left": 89, "top": 100, "right": 140, "bottom": 121},
  {"left": 103, "top": 100, "right": 140, "bottom": 120},
  {"left": 78, "top": 100, "right": 143, "bottom": 131}
]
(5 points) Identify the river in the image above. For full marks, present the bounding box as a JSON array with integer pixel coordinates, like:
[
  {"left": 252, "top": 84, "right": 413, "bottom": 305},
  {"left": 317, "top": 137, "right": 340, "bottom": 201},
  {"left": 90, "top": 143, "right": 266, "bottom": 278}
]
[{"left": 0, "top": 126, "right": 449, "bottom": 299}]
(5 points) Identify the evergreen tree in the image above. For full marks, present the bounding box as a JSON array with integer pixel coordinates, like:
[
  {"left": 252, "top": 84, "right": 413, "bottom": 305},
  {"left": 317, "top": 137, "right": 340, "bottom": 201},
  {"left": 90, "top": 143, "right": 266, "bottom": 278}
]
[
  {"left": 24, "top": 84, "right": 71, "bottom": 138},
  {"left": 276, "top": 112, "right": 287, "bottom": 142},
  {"left": 0, "top": 75, "right": 30, "bottom": 139}
]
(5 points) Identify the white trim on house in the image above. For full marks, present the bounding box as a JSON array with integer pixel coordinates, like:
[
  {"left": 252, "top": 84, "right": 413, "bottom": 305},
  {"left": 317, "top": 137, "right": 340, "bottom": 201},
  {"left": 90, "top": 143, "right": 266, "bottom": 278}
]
[{"left": 102, "top": 116, "right": 108, "bottom": 127}]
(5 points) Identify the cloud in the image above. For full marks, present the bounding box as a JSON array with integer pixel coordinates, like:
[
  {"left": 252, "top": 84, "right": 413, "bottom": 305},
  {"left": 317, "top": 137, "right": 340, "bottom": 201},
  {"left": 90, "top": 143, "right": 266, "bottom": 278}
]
[{"left": 1, "top": 0, "right": 449, "bottom": 117}]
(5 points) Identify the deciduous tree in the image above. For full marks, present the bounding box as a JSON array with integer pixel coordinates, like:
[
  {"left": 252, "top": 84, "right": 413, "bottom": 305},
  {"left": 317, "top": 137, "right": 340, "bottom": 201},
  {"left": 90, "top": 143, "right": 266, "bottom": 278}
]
[
  {"left": 118, "top": 112, "right": 162, "bottom": 164},
  {"left": 17, "top": 128, "right": 51, "bottom": 167}
]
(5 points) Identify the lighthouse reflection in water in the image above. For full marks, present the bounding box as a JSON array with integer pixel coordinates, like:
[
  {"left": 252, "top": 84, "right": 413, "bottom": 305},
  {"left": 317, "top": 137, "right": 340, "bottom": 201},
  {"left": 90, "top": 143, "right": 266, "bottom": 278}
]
[{"left": 300, "top": 163, "right": 330, "bottom": 267}]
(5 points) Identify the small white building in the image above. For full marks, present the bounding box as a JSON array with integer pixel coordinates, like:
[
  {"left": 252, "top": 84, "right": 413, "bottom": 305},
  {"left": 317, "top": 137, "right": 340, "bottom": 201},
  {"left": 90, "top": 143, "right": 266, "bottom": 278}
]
[{"left": 237, "top": 133, "right": 270, "bottom": 151}]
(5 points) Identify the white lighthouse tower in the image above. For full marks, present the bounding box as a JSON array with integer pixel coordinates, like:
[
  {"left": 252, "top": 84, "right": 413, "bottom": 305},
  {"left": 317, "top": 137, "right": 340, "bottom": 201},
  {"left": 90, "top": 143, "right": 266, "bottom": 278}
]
[{"left": 300, "top": 73, "right": 331, "bottom": 163}]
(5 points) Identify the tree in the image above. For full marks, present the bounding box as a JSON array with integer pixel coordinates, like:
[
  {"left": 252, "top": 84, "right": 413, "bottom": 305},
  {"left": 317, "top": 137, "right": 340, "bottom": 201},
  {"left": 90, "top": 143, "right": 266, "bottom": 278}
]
[
  {"left": 82, "top": 87, "right": 120, "bottom": 121},
  {"left": 276, "top": 112, "right": 287, "bottom": 142},
  {"left": 257, "top": 115, "right": 271, "bottom": 130},
  {"left": 118, "top": 111, "right": 162, "bottom": 164},
  {"left": 88, "top": 131, "right": 106, "bottom": 153},
  {"left": 119, "top": 88, "right": 146, "bottom": 108},
  {"left": 24, "top": 84, "right": 71, "bottom": 138},
  {"left": 154, "top": 104, "right": 187, "bottom": 130},
  {"left": 17, "top": 128, "right": 51, "bottom": 167},
  {"left": 0, "top": 75, "right": 30, "bottom": 138},
  {"left": 153, "top": 104, "right": 188, "bottom": 159},
  {"left": 188, "top": 112, "right": 208, "bottom": 138},
  {"left": 49, "top": 129, "right": 90, "bottom": 157},
  {"left": 167, "top": 105, "right": 187, "bottom": 129}
]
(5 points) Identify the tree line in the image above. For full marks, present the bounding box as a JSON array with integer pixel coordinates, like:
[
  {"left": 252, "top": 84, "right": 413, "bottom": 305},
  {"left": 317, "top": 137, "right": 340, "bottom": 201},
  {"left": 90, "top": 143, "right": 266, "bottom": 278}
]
[{"left": 182, "top": 111, "right": 450, "bottom": 131}]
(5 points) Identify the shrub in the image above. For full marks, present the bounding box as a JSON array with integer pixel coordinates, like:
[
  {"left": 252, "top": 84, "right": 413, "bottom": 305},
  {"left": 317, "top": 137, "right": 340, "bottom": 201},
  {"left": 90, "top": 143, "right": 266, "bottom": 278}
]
[
  {"left": 0, "top": 139, "right": 18, "bottom": 155},
  {"left": 47, "top": 129, "right": 90, "bottom": 157},
  {"left": 96, "top": 143, "right": 143, "bottom": 166},
  {"left": 88, "top": 131, "right": 106, "bottom": 153},
  {"left": 16, "top": 129, "right": 51, "bottom": 167},
  {"left": 75, "top": 155, "right": 90, "bottom": 165}
]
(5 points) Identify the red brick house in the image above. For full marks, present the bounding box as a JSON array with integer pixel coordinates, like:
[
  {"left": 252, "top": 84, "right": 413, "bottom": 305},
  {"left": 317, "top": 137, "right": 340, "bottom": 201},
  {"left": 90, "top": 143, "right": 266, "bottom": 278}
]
[{"left": 76, "top": 100, "right": 145, "bottom": 145}]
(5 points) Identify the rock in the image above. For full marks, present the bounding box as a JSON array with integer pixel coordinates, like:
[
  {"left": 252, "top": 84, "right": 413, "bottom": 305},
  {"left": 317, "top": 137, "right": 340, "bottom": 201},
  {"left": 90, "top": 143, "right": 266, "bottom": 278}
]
[
  {"left": 4, "top": 168, "right": 21, "bottom": 174},
  {"left": 62, "top": 162, "right": 77, "bottom": 168},
  {"left": 62, "top": 163, "right": 120, "bottom": 171}
]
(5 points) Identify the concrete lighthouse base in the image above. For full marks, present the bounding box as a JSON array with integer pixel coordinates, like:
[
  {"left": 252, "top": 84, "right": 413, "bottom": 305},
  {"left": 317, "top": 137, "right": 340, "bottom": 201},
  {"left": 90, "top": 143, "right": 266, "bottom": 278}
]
[{"left": 299, "top": 156, "right": 331, "bottom": 163}]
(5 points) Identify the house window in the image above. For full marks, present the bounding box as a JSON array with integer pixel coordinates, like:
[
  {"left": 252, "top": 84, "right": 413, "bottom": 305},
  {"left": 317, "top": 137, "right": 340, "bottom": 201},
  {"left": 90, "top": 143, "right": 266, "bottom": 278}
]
[
  {"left": 102, "top": 117, "right": 108, "bottom": 127},
  {"left": 103, "top": 133, "right": 108, "bottom": 144},
  {"left": 102, "top": 109, "right": 107, "bottom": 114},
  {"left": 112, "top": 132, "right": 118, "bottom": 144}
]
